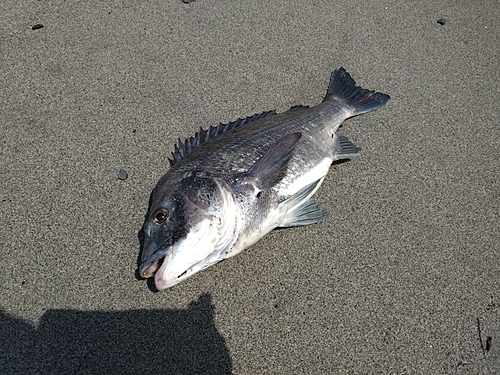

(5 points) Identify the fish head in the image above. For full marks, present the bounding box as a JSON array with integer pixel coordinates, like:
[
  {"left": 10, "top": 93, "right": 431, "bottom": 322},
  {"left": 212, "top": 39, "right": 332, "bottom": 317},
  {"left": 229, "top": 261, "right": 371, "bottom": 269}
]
[{"left": 139, "top": 174, "right": 237, "bottom": 290}]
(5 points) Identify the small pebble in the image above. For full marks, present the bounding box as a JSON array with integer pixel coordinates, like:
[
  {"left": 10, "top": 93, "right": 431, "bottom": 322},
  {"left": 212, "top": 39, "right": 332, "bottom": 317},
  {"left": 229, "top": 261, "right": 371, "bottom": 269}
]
[
  {"left": 437, "top": 18, "right": 447, "bottom": 25},
  {"left": 118, "top": 169, "right": 128, "bottom": 180},
  {"left": 32, "top": 24, "right": 44, "bottom": 30},
  {"left": 182, "top": 0, "right": 196, "bottom": 3}
]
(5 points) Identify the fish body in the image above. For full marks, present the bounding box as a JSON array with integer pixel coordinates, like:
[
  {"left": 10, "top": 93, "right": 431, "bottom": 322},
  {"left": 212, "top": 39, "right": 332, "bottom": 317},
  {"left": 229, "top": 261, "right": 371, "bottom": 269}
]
[{"left": 139, "top": 68, "right": 390, "bottom": 290}]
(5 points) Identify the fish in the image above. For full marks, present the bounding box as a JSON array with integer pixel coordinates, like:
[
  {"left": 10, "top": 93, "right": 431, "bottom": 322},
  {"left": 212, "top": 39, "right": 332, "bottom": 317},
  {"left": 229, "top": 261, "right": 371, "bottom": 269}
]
[{"left": 138, "top": 68, "right": 390, "bottom": 290}]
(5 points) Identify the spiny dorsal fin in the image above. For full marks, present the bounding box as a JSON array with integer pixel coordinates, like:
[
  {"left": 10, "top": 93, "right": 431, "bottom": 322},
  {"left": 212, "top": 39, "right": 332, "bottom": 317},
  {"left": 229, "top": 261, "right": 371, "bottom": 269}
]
[{"left": 168, "top": 110, "right": 277, "bottom": 166}]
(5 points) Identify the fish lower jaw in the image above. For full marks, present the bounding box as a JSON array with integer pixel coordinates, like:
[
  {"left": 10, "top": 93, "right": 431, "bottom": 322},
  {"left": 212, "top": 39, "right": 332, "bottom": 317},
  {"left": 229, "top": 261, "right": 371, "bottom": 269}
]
[
  {"left": 152, "top": 253, "right": 203, "bottom": 290},
  {"left": 154, "top": 271, "right": 184, "bottom": 290},
  {"left": 154, "top": 262, "right": 209, "bottom": 290},
  {"left": 154, "top": 250, "right": 230, "bottom": 290},
  {"left": 153, "top": 259, "right": 187, "bottom": 290}
]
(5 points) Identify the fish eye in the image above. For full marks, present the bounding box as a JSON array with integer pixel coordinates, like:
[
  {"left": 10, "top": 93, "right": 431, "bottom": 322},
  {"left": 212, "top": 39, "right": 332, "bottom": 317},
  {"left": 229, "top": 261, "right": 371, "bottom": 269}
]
[{"left": 153, "top": 208, "right": 168, "bottom": 224}]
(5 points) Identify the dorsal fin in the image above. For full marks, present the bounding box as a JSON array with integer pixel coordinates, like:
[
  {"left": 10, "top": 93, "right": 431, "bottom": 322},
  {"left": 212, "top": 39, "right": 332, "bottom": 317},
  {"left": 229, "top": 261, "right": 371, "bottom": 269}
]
[
  {"left": 168, "top": 110, "right": 277, "bottom": 166},
  {"left": 287, "top": 105, "right": 310, "bottom": 112}
]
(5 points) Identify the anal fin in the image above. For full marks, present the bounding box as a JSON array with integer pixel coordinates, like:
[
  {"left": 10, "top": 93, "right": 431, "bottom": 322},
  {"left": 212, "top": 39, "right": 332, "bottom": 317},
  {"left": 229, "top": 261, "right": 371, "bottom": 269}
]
[{"left": 333, "top": 134, "right": 361, "bottom": 161}]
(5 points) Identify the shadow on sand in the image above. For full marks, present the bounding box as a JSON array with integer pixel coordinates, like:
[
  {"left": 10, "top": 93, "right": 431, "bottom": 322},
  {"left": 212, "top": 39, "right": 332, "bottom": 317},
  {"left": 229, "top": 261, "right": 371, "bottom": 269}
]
[{"left": 0, "top": 294, "right": 232, "bottom": 375}]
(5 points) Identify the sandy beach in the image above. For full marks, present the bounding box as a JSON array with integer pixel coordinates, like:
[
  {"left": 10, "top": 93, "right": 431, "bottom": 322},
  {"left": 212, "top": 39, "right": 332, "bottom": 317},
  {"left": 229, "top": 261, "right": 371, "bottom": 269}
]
[{"left": 1, "top": 1, "right": 498, "bottom": 373}]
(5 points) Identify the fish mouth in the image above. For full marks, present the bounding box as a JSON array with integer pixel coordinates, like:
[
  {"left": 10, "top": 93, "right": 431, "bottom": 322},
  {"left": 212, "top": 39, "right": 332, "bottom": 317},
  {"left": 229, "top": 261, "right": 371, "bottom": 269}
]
[
  {"left": 139, "top": 246, "right": 171, "bottom": 279},
  {"left": 139, "top": 245, "right": 194, "bottom": 287},
  {"left": 139, "top": 246, "right": 226, "bottom": 290}
]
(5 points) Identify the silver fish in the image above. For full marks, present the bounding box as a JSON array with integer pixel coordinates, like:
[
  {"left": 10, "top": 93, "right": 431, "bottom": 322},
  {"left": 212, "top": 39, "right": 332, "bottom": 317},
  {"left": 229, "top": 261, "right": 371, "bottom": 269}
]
[{"left": 139, "top": 68, "right": 390, "bottom": 290}]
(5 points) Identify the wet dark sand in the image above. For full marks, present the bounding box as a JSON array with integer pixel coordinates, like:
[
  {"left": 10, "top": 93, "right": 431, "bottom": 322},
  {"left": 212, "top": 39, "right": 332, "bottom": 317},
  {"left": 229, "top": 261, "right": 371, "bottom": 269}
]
[{"left": 1, "top": 1, "right": 498, "bottom": 373}]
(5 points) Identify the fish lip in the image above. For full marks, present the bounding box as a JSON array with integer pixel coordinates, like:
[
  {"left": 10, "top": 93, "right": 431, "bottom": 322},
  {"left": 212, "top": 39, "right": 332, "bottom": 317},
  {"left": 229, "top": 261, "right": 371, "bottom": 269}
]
[{"left": 139, "top": 245, "right": 171, "bottom": 279}]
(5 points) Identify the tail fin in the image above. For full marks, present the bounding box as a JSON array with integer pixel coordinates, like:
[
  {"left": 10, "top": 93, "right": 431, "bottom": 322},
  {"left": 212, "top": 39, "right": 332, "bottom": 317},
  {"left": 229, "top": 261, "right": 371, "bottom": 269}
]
[{"left": 324, "top": 68, "right": 390, "bottom": 116}]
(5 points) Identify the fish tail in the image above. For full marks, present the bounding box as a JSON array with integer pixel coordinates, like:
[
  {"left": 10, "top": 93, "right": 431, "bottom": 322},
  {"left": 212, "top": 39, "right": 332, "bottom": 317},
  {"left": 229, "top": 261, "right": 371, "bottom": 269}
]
[{"left": 324, "top": 68, "right": 390, "bottom": 116}]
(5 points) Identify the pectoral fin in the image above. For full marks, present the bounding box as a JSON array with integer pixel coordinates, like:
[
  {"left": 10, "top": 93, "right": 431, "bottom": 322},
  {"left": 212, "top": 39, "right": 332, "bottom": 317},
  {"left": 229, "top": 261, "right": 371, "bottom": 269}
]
[{"left": 242, "top": 132, "right": 302, "bottom": 190}]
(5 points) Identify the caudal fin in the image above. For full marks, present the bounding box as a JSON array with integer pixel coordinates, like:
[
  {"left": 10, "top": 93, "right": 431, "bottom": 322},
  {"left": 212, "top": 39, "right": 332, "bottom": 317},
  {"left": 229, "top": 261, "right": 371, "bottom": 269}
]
[{"left": 324, "top": 68, "right": 390, "bottom": 116}]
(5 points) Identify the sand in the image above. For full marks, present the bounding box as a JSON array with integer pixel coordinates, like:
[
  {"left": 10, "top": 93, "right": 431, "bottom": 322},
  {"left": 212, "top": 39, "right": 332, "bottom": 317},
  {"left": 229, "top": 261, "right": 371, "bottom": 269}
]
[{"left": 1, "top": 1, "right": 498, "bottom": 373}]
